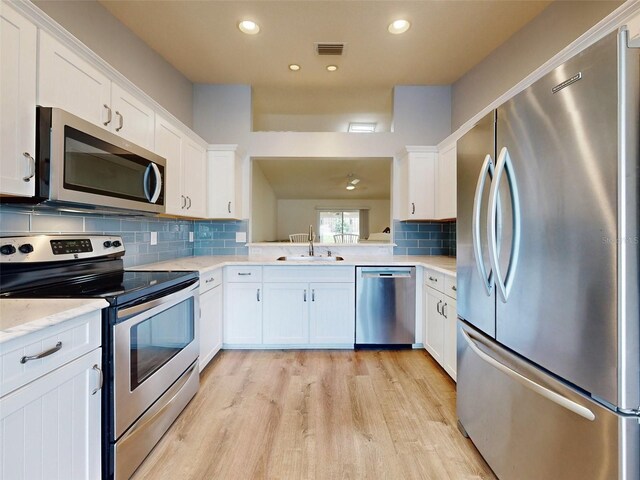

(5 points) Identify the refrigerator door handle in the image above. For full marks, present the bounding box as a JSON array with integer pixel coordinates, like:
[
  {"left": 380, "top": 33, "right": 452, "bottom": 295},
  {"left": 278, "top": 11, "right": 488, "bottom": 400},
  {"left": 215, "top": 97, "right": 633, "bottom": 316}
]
[
  {"left": 488, "top": 146, "right": 522, "bottom": 303},
  {"left": 472, "top": 154, "right": 495, "bottom": 296},
  {"left": 461, "top": 329, "right": 596, "bottom": 421}
]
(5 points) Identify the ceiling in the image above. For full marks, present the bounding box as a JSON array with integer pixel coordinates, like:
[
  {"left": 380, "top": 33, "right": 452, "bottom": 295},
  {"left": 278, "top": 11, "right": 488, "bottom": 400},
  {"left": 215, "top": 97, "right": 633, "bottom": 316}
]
[
  {"left": 99, "top": 1, "right": 551, "bottom": 89},
  {"left": 254, "top": 158, "right": 392, "bottom": 200}
]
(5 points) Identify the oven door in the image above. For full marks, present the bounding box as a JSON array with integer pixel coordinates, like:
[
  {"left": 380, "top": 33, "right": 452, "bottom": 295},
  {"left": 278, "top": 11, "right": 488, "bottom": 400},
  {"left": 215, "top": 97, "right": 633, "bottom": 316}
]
[
  {"left": 113, "top": 282, "right": 199, "bottom": 439},
  {"left": 41, "top": 107, "right": 166, "bottom": 213}
]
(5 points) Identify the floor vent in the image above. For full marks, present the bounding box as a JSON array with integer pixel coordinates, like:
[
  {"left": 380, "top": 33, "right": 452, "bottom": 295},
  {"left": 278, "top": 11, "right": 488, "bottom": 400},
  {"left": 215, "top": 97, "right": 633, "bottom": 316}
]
[{"left": 315, "top": 43, "right": 345, "bottom": 56}]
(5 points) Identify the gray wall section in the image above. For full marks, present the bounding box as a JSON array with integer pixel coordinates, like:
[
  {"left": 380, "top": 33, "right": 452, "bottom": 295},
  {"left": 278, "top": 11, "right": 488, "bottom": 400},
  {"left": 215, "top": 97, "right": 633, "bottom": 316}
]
[
  {"left": 193, "top": 84, "right": 252, "bottom": 144},
  {"left": 393, "top": 86, "right": 451, "bottom": 145},
  {"left": 451, "top": 1, "right": 622, "bottom": 130},
  {"left": 33, "top": 0, "right": 194, "bottom": 127}
]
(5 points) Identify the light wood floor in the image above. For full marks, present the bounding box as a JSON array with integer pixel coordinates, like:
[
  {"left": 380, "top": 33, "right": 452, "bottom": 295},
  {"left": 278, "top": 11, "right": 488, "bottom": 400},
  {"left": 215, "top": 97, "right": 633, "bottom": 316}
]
[{"left": 132, "top": 349, "right": 496, "bottom": 480}]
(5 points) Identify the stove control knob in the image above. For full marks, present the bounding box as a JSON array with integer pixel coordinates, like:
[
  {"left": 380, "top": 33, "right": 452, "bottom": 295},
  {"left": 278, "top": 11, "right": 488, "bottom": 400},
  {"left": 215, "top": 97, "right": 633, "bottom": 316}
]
[
  {"left": 18, "top": 244, "right": 34, "bottom": 254},
  {"left": 112, "top": 240, "right": 122, "bottom": 248},
  {"left": 103, "top": 241, "right": 112, "bottom": 248},
  {"left": 0, "top": 244, "right": 17, "bottom": 255}
]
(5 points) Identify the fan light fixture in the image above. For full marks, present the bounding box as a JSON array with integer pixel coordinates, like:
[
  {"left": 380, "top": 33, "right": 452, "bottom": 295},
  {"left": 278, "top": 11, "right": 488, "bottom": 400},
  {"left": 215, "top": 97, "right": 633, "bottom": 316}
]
[{"left": 346, "top": 173, "right": 360, "bottom": 190}]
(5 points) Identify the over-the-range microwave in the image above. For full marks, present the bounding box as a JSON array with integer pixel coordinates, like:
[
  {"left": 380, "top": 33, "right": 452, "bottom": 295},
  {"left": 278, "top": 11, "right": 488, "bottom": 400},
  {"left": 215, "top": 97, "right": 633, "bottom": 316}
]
[{"left": 3, "top": 107, "right": 166, "bottom": 214}]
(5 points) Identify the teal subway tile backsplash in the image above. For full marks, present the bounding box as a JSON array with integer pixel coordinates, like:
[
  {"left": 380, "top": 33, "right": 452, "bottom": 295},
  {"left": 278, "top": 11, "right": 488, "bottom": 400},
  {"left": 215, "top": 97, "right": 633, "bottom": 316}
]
[
  {"left": 0, "top": 206, "right": 249, "bottom": 267},
  {"left": 394, "top": 220, "right": 456, "bottom": 256}
]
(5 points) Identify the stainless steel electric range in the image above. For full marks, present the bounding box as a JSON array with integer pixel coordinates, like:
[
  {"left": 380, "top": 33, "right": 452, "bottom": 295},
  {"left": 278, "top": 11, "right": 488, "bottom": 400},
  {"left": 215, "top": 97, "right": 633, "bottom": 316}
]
[{"left": 0, "top": 235, "right": 200, "bottom": 479}]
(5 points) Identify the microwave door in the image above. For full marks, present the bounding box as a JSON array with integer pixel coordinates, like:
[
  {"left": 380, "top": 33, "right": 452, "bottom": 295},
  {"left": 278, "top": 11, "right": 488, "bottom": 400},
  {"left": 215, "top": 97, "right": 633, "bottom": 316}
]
[{"left": 45, "top": 107, "right": 166, "bottom": 214}]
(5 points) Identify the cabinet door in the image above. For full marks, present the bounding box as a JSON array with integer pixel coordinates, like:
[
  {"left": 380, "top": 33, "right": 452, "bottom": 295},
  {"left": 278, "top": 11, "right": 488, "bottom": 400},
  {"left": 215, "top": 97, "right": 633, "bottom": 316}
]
[
  {"left": 155, "top": 116, "right": 183, "bottom": 215},
  {"left": 199, "top": 284, "right": 222, "bottom": 371},
  {"left": 0, "top": 4, "right": 37, "bottom": 197},
  {"left": 224, "top": 283, "right": 262, "bottom": 345},
  {"left": 38, "top": 31, "right": 111, "bottom": 128},
  {"left": 442, "top": 297, "right": 457, "bottom": 381},
  {"left": 408, "top": 152, "right": 436, "bottom": 219},
  {"left": 424, "top": 287, "right": 444, "bottom": 366},
  {"left": 309, "top": 282, "right": 355, "bottom": 345},
  {"left": 0, "top": 348, "right": 101, "bottom": 480},
  {"left": 207, "top": 150, "right": 237, "bottom": 219},
  {"left": 110, "top": 83, "right": 155, "bottom": 151},
  {"left": 262, "top": 283, "right": 309, "bottom": 344},
  {"left": 436, "top": 144, "right": 457, "bottom": 219},
  {"left": 182, "top": 137, "right": 207, "bottom": 218}
]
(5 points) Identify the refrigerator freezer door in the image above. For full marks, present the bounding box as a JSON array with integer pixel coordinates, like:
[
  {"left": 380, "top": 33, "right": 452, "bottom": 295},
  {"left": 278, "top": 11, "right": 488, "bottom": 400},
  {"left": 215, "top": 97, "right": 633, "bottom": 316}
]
[
  {"left": 456, "top": 112, "right": 497, "bottom": 337},
  {"left": 495, "top": 31, "right": 620, "bottom": 405},
  {"left": 457, "top": 320, "right": 639, "bottom": 480}
]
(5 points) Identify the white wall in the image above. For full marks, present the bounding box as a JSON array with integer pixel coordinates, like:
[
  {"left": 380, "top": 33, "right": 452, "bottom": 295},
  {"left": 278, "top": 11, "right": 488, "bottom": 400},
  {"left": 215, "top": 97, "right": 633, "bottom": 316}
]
[
  {"left": 451, "top": 1, "right": 622, "bottom": 129},
  {"left": 34, "top": 0, "right": 194, "bottom": 127},
  {"left": 193, "top": 84, "right": 252, "bottom": 144},
  {"left": 251, "top": 163, "right": 278, "bottom": 242},
  {"left": 393, "top": 86, "right": 451, "bottom": 145},
  {"left": 276, "top": 199, "right": 391, "bottom": 241}
]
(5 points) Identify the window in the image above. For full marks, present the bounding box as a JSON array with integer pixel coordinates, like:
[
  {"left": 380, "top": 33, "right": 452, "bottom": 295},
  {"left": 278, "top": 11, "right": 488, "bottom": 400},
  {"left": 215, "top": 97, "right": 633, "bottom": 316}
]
[{"left": 318, "top": 210, "right": 360, "bottom": 243}]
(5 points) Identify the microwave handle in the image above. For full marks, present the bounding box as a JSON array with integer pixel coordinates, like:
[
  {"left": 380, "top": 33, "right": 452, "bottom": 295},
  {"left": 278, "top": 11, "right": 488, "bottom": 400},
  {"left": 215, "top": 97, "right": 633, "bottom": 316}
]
[{"left": 143, "top": 163, "right": 162, "bottom": 204}]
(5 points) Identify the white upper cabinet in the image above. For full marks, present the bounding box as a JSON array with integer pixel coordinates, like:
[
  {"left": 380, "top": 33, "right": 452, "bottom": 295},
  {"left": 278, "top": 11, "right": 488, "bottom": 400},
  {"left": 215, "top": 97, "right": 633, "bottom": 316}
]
[
  {"left": 110, "top": 83, "right": 155, "bottom": 151},
  {"left": 436, "top": 143, "right": 457, "bottom": 219},
  {"left": 181, "top": 136, "right": 207, "bottom": 218},
  {"left": 155, "top": 115, "right": 183, "bottom": 215},
  {"left": 207, "top": 145, "right": 241, "bottom": 219},
  {"left": 38, "top": 31, "right": 111, "bottom": 128},
  {"left": 155, "top": 115, "right": 207, "bottom": 218},
  {"left": 397, "top": 146, "right": 437, "bottom": 220},
  {"left": 0, "top": 3, "right": 37, "bottom": 197},
  {"left": 38, "top": 31, "right": 155, "bottom": 151}
]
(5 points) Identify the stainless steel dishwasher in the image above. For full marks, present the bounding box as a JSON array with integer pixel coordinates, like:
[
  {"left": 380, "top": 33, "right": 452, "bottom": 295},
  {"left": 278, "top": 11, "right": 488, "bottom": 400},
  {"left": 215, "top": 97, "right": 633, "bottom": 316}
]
[{"left": 355, "top": 266, "right": 416, "bottom": 346}]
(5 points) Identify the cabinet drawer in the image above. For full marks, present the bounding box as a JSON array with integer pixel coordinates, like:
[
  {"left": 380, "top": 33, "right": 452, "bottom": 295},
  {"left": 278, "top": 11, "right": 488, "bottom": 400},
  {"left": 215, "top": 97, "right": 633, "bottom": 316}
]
[
  {"left": 200, "top": 268, "right": 222, "bottom": 293},
  {"left": 0, "top": 310, "right": 101, "bottom": 397},
  {"left": 425, "top": 269, "right": 444, "bottom": 292},
  {"left": 225, "top": 266, "right": 262, "bottom": 282},
  {"left": 263, "top": 266, "right": 354, "bottom": 283},
  {"left": 445, "top": 275, "right": 457, "bottom": 299}
]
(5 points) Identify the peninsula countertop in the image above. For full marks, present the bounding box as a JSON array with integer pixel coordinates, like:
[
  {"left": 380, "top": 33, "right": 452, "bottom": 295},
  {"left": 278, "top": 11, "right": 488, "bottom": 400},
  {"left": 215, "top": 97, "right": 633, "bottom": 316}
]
[{"left": 130, "top": 255, "right": 456, "bottom": 277}]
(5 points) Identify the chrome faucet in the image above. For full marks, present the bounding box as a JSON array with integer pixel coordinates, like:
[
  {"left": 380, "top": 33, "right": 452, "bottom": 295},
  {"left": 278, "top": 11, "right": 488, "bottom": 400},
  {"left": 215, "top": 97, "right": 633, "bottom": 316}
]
[{"left": 308, "top": 224, "right": 314, "bottom": 257}]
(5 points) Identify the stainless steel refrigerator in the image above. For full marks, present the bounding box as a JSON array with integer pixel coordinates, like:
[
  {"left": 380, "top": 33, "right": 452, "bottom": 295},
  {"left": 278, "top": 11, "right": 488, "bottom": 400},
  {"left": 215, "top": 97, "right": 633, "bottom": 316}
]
[{"left": 456, "top": 28, "right": 639, "bottom": 479}]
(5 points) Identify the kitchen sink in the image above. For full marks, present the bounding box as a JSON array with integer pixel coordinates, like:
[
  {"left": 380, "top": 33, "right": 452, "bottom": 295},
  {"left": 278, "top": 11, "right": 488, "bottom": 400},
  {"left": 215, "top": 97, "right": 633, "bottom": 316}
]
[{"left": 276, "top": 255, "right": 344, "bottom": 262}]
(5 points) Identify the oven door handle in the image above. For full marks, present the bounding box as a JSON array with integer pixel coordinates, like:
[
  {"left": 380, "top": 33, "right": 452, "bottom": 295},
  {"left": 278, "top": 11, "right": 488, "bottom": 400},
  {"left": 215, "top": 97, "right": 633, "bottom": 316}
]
[{"left": 117, "top": 282, "right": 199, "bottom": 321}]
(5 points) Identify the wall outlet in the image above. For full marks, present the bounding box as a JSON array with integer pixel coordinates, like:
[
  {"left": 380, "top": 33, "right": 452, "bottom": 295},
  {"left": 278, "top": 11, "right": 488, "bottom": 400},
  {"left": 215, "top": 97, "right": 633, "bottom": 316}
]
[
  {"left": 189, "top": 232, "right": 194, "bottom": 242},
  {"left": 150, "top": 231, "right": 158, "bottom": 245},
  {"left": 236, "top": 232, "right": 247, "bottom": 243}
]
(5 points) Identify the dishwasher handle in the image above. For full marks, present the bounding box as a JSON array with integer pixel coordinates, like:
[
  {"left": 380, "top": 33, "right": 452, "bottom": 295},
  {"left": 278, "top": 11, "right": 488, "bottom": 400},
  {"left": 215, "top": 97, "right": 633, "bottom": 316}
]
[{"left": 361, "top": 271, "right": 413, "bottom": 278}]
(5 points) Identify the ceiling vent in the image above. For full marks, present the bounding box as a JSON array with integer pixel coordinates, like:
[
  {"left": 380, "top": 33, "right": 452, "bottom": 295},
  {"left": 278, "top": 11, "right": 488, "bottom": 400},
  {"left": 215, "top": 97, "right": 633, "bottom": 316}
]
[{"left": 315, "top": 42, "right": 346, "bottom": 56}]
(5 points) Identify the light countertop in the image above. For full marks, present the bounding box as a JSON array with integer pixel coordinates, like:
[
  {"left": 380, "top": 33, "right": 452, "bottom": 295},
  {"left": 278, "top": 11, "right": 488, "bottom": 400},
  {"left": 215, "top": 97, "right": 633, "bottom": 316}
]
[
  {"left": 0, "top": 298, "right": 107, "bottom": 344},
  {"left": 131, "top": 255, "right": 456, "bottom": 277}
]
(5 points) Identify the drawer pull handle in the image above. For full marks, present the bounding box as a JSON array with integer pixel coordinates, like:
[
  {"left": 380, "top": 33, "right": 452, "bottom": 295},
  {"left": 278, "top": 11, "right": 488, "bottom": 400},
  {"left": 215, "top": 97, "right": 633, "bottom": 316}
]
[
  {"left": 238, "top": 272, "right": 252, "bottom": 276},
  {"left": 21, "top": 341, "right": 62, "bottom": 364},
  {"left": 436, "top": 300, "right": 443, "bottom": 315},
  {"left": 257, "top": 288, "right": 261, "bottom": 302},
  {"left": 428, "top": 276, "right": 438, "bottom": 282},
  {"left": 92, "top": 364, "right": 103, "bottom": 395},
  {"left": 205, "top": 278, "right": 216, "bottom": 283},
  {"left": 452, "top": 286, "right": 457, "bottom": 291}
]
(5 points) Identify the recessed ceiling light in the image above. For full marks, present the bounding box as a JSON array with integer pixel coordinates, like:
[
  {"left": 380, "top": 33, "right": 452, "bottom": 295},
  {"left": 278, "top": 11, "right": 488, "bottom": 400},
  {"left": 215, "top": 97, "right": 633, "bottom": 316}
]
[
  {"left": 326, "top": 65, "right": 338, "bottom": 72},
  {"left": 348, "top": 122, "right": 377, "bottom": 133},
  {"left": 388, "top": 19, "right": 410, "bottom": 34},
  {"left": 289, "top": 64, "right": 301, "bottom": 71},
  {"left": 238, "top": 20, "right": 260, "bottom": 35}
]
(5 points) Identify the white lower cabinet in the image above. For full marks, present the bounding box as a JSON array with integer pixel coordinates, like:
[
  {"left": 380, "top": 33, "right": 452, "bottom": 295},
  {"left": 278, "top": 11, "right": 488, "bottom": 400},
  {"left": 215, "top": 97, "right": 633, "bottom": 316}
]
[
  {"left": 0, "top": 347, "right": 102, "bottom": 480},
  {"left": 424, "top": 269, "right": 457, "bottom": 381},
  {"left": 263, "top": 283, "right": 309, "bottom": 344},
  {"left": 199, "top": 269, "right": 223, "bottom": 371},
  {"left": 309, "top": 282, "right": 355, "bottom": 345},
  {"left": 224, "top": 282, "right": 262, "bottom": 345},
  {"left": 425, "top": 287, "right": 445, "bottom": 365}
]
